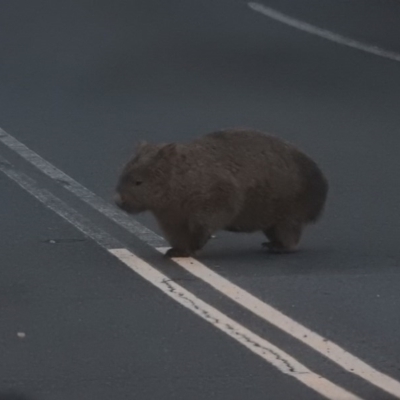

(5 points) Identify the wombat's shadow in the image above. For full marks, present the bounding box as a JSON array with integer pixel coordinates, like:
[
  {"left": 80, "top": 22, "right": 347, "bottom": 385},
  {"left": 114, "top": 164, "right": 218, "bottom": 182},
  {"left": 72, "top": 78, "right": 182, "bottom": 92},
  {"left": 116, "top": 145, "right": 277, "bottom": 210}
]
[
  {"left": 198, "top": 240, "right": 396, "bottom": 277},
  {"left": 199, "top": 243, "right": 331, "bottom": 274},
  {"left": 195, "top": 230, "right": 370, "bottom": 276}
]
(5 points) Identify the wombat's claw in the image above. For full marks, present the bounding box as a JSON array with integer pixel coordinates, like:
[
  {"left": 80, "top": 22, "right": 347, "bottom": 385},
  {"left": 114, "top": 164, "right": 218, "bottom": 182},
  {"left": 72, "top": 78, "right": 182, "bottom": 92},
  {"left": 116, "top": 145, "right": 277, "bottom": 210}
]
[{"left": 165, "top": 248, "right": 192, "bottom": 258}]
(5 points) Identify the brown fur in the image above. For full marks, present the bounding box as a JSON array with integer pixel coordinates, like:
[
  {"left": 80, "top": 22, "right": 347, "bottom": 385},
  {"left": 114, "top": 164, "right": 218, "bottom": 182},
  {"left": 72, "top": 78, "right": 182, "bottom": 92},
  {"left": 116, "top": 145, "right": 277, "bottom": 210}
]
[{"left": 114, "top": 129, "right": 328, "bottom": 257}]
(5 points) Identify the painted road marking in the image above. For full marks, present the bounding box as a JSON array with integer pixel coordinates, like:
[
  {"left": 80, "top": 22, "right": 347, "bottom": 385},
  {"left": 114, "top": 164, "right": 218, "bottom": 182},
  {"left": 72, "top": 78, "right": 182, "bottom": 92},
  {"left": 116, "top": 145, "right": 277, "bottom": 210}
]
[
  {"left": 0, "top": 156, "right": 121, "bottom": 250},
  {"left": 0, "top": 156, "right": 362, "bottom": 400},
  {"left": 0, "top": 128, "right": 164, "bottom": 248},
  {"left": 157, "top": 248, "right": 400, "bottom": 400},
  {"left": 248, "top": 2, "right": 400, "bottom": 64},
  {"left": 1, "top": 127, "right": 400, "bottom": 398}
]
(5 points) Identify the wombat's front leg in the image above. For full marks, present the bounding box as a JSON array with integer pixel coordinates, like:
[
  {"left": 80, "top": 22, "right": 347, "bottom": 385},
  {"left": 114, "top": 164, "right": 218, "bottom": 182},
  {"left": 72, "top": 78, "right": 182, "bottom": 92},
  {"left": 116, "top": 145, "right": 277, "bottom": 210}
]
[
  {"left": 164, "top": 225, "right": 211, "bottom": 258},
  {"left": 165, "top": 248, "right": 192, "bottom": 258}
]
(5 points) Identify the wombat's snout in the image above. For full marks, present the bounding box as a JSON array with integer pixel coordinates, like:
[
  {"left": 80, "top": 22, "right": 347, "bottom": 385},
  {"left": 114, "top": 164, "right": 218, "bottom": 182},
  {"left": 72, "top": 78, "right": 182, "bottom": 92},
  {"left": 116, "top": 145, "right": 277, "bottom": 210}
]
[{"left": 114, "top": 192, "right": 135, "bottom": 213}]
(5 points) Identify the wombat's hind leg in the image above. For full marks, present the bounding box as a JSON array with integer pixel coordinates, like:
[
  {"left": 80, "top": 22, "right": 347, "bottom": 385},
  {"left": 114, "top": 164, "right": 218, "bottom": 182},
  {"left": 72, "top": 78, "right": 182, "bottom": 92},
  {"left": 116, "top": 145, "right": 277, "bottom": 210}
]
[{"left": 262, "top": 222, "right": 302, "bottom": 253}]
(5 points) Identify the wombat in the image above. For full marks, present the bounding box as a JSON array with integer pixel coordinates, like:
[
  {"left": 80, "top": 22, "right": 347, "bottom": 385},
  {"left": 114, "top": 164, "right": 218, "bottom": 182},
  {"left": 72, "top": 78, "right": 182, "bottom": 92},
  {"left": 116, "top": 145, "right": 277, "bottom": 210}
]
[{"left": 114, "top": 128, "right": 328, "bottom": 257}]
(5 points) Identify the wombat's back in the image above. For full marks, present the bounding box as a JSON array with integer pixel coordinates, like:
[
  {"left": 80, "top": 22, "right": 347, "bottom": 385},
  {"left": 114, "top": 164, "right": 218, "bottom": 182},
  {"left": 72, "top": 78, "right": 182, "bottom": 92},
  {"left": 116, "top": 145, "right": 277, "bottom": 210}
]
[{"left": 194, "top": 129, "right": 328, "bottom": 227}]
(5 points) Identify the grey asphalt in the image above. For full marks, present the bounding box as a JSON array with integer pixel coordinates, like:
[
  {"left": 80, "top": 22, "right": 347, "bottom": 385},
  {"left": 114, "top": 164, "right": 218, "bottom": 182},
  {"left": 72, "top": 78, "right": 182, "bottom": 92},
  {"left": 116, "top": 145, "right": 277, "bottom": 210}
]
[{"left": 1, "top": 0, "right": 400, "bottom": 399}]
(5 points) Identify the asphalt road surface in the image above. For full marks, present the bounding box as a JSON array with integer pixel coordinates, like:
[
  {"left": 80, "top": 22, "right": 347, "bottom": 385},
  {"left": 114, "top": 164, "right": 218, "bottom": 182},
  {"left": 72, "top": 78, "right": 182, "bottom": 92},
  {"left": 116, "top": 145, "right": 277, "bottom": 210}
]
[{"left": 1, "top": 1, "right": 400, "bottom": 399}]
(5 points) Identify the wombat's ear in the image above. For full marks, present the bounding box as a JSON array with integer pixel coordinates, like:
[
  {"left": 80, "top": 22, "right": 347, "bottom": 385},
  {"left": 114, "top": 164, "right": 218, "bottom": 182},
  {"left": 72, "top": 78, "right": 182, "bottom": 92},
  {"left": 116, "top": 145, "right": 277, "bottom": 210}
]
[
  {"left": 155, "top": 143, "right": 177, "bottom": 159},
  {"left": 135, "top": 140, "right": 148, "bottom": 154}
]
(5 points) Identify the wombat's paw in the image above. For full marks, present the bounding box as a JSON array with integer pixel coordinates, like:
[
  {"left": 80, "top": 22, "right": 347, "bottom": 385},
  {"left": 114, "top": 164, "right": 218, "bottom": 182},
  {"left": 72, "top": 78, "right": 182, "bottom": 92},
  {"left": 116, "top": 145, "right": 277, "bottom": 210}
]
[
  {"left": 164, "top": 248, "right": 192, "bottom": 258},
  {"left": 261, "top": 242, "right": 297, "bottom": 254}
]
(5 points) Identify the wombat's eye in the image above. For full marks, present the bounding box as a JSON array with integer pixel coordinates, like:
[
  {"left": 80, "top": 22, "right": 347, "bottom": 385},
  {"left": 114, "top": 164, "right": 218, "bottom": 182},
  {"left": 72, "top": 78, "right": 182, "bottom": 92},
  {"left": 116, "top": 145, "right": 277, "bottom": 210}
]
[{"left": 135, "top": 181, "right": 143, "bottom": 186}]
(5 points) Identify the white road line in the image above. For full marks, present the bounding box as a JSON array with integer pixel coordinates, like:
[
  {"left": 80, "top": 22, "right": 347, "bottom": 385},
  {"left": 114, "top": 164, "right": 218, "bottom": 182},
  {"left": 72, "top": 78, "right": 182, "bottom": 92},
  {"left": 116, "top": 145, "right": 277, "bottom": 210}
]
[
  {"left": 0, "top": 128, "right": 165, "bottom": 248},
  {"left": 248, "top": 2, "right": 400, "bottom": 63},
  {"left": 1, "top": 127, "right": 399, "bottom": 398},
  {"left": 0, "top": 156, "right": 120, "bottom": 249},
  {"left": 157, "top": 248, "right": 400, "bottom": 400},
  {"left": 0, "top": 157, "right": 362, "bottom": 400}
]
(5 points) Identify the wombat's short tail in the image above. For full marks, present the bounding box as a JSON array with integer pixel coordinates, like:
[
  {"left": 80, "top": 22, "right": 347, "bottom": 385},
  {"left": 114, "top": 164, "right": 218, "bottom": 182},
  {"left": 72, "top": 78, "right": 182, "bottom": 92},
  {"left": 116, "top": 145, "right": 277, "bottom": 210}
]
[
  {"left": 295, "top": 151, "right": 329, "bottom": 223},
  {"left": 307, "top": 171, "right": 328, "bottom": 223}
]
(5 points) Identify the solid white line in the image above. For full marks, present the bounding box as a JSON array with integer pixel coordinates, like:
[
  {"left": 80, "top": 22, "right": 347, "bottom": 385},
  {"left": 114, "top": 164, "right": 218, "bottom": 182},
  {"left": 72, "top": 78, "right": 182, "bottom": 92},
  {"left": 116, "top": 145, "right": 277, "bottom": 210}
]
[
  {"left": 157, "top": 247, "right": 400, "bottom": 399},
  {"left": 0, "top": 155, "right": 120, "bottom": 249},
  {"left": 0, "top": 157, "right": 362, "bottom": 400},
  {"left": 248, "top": 2, "right": 400, "bottom": 63},
  {"left": 0, "top": 127, "right": 166, "bottom": 248},
  {"left": 0, "top": 127, "right": 399, "bottom": 397},
  {"left": 110, "top": 248, "right": 362, "bottom": 400}
]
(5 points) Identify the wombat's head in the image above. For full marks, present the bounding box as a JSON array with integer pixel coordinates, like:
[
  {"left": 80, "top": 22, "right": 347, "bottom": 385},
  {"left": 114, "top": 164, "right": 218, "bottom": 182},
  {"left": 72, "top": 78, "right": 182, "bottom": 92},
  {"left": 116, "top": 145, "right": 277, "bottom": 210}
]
[{"left": 114, "top": 141, "right": 175, "bottom": 214}]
